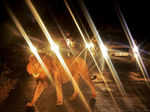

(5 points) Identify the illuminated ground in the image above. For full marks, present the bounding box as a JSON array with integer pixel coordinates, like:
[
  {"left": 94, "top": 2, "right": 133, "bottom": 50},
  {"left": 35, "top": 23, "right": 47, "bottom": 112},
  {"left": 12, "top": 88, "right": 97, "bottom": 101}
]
[
  {"left": 0, "top": 0, "right": 150, "bottom": 111},
  {"left": 0, "top": 55, "right": 150, "bottom": 112}
]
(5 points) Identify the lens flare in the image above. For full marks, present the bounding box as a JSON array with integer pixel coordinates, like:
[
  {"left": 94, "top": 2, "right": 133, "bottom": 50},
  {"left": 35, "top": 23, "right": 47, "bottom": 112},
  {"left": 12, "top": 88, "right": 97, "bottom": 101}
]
[
  {"left": 115, "top": 4, "right": 150, "bottom": 84},
  {"left": 25, "top": 0, "right": 91, "bottom": 111},
  {"left": 76, "top": 0, "right": 126, "bottom": 96},
  {"left": 6, "top": 7, "right": 54, "bottom": 83},
  {"left": 100, "top": 44, "right": 109, "bottom": 58},
  {"left": 50, "top": 43, "right": 59, "bottom": 53},
  {"left": 64, "top": 1, "right": 123, "bottom": 109},
  {"left": 85, "top": 42, "right": 94, "bottom": 49},
  {"left": 51, "top": 16, "right": 75, "bottom": 56}
]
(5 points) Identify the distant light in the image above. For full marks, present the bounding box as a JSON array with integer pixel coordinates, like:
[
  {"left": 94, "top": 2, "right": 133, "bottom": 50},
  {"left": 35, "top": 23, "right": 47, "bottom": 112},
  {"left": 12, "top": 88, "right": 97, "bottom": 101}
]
[
  {"left": 133, "top": 45, "right": 138, "bottom": 53},
  {"left": 51, "top": 43, "right": 59, "bottom": 53},
  {"left": 132, "top": 45, "right": 139, "bottom": 58},
  {"left": 101, "top": 44, "right": 108, "bottom": 58},
  {"left": 6, "top": 7, "right": 54, "bottom": 83},
  {"left": 29, "top": 45, "right": 38, "bottom": 55},
  {"left": 85, "top": 42, "right": 94, "bottom": 49}
]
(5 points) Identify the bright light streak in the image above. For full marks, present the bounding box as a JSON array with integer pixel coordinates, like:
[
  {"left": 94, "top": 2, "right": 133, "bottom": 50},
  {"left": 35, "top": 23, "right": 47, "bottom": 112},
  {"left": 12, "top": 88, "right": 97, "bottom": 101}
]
[
  {"left": 78, "top": 18, "right": 106, "bottom": 71},
  {"left": 132, "top": 45, "right": 149, "bottom": 82},
  {"left": 115, "top": 4, "right": 150, "bottom": 84},
  {"left": 25, "top": 0, "right": 91, "bottom": 111},
  {"left": 50, "top": 43, "right": 59, "bottom": 53},
  {"left": 59, "top": 29, "right": 74, "bottom": 55},
  {"left": 71, "top": 48, "right": 86, "bottom": 65},
  {"left": 85, "top": 42, "right": 94, "bottom": 49},
  {"left": 57, "top": 22, "right": 75, "bottom": 55},
  {"left": 77, "top": 0, "right": 126, "bottom": 96},
  {"left": 100, "top": 44, "right": 108, "bottom": 58},
  {"left": 133, "top": 45, "right": 139, "bottom": 54},
  {"left": 132, "top": 45, "right": 139, "bottom": 59},
  {"left": 51, "top": 16, "right": 75, "bottom": 56},
  {"left": 6, "top": 6, "right": 54, "bottom": 83},
  {"left": 29, "top": 44, "right": 38, "bottom": 55},
  {"left": 64, "top": 0, "right": 122, "bottom": 108}
]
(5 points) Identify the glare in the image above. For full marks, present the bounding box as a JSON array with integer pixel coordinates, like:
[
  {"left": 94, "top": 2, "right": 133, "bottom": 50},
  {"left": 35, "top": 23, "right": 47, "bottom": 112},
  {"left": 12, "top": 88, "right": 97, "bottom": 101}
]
[
  {"left": 78, "top": 0, "right": 126, "bottom": 96},
  {"left": 30, "top": 45, "right": 38, "bottom": 55},
  {"left": 64, "top": 0, "right": 126, "bottom": 108},
  {"left": 25, "top": 0, "right": 91, "bottom": 111},
  {"left": 6, "top": 7, "right": 54, "bottom": 83},
  {"left": 85, "top": 42, "right": 94, "bottom": 49},
  {"left": 133, "top": 45, "right": 139, "bottom": 54},
  {"left": 115, "top": 4, "right": 150, "bottom": 85},
  {"left": 132, "top": 45, "right": 139, "bottom": 59},
  {"left": 50, "top": 43, "right": 59, "bottom": 53},
  {"left": 101, "top": 44, "right": 108, "bottom": 58}
]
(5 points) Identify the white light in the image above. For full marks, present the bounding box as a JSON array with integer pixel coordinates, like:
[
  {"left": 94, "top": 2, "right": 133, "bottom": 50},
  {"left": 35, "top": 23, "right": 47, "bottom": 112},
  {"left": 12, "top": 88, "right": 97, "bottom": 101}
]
[
  {"left": 51, "top": 43, "right": 59, "bottom": 53},
  {"left": 133, "top": 45, "right": 138, "bottom": 53},
  {"left": 29, "top": 44, "right": 38, "bottom": 55},
  {"left": 85, "top": 42, "right": 94, "bottom": 49},
  {"left": 132, "top": 45, "right": 139, "bottom": 58},
  {"left": 101, "top": 44, "right": 108, "bottom": 58}
]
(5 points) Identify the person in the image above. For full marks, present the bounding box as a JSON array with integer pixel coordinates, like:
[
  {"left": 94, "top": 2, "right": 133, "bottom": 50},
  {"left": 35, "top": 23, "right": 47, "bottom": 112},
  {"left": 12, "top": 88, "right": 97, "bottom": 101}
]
[
  {"left": 65, "top": 32, "right": 73, "bottom": 47},
  {"left": 65, "top": 32, "right": 74, "bottom": 56}
]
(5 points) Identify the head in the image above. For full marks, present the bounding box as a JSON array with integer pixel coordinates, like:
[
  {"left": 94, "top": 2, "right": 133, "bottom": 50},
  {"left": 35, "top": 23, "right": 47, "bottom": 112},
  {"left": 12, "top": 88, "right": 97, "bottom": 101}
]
[
  {"left": 66, "top": 32, "right": 70, "bottom": 37},
  {"left": 27, "top": 53, "right": 52, "bottom": 78}
]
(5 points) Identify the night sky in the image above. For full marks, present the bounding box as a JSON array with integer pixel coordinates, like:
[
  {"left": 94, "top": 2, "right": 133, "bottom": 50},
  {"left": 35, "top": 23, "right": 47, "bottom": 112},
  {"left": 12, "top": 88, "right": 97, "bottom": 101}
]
[
  {"left": 0, "top": 0, "right": 150, "bottom": 43},
  {"left": 84, "top": 0, "right": 150, "bottom": 41}
]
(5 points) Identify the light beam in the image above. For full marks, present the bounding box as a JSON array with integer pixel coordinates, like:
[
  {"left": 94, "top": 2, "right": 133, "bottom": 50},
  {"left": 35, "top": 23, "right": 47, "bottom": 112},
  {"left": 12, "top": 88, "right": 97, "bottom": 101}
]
[
  {"left": 115, "top": 3, "right": 150, "bottom": 84},
  {"left": 64, "top": 1, "right": 123, "bottom": 109},
  {"left": 76, "top": 0, "right": 126, "bottom": 96},
  {"left": 6, "top": 7, "right": 54, "bottom": 84},
  {"left": 25, "top": 0, "right": 91, "bottom": 111}
]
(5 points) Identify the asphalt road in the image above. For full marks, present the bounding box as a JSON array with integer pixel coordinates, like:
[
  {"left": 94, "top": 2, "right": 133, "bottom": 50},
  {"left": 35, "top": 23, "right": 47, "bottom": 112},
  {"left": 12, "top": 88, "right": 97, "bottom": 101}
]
[
  {"left": 0, "top": 45, "right": 150, "bottom": 112},
  {"left": 0, "top": 65, "right": 150, "bottom": 112}
]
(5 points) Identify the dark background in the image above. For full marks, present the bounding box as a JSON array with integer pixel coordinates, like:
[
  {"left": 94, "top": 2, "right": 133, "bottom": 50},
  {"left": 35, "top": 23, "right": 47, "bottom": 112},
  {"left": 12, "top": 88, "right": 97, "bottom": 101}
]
[
  {"left": 0, "top": 1, "right": 150, "bottom": 111},
  {"left": 0, "top": 0, "right": 150, "bottom": 44}
]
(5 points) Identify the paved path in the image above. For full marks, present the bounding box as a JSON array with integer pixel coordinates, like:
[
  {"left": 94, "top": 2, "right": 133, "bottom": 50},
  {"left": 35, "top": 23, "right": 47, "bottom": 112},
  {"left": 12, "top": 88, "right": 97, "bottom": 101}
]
[{"left": 0, "top": 72, "right": 150, "bottom": 112}]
